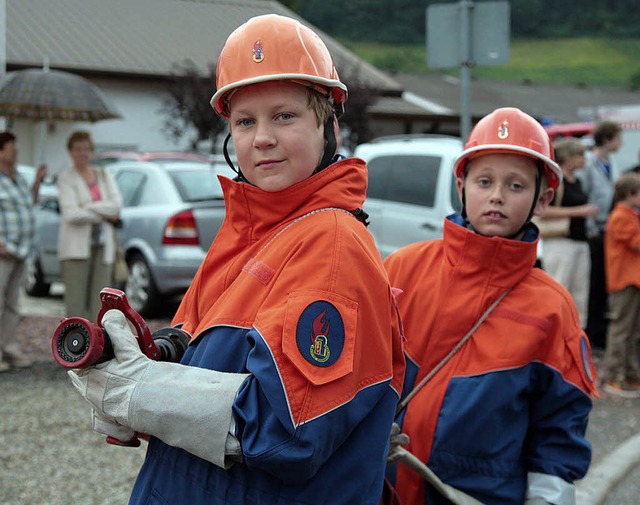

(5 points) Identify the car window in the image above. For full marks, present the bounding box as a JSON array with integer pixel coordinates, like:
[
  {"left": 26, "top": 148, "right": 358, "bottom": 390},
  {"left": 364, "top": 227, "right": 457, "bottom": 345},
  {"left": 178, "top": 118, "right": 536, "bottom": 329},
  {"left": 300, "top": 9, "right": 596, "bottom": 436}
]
[
  {"left": 115, "top": 171, "right": 146, "bottom": 207},
  {"left": 450, "top": 176, "right": 462, "bottom": 212},
  {"left": 93, "top": 157, "right": 127, "bottom": 167},
  {"left": 366, "top": 156, "right": 392, "bottom": 200},
  {"left": 169, "top": 170, "right": 224, "bottom": 202},
  {"left": 367, "top": 155, "right": 440, "bottom": 207}
]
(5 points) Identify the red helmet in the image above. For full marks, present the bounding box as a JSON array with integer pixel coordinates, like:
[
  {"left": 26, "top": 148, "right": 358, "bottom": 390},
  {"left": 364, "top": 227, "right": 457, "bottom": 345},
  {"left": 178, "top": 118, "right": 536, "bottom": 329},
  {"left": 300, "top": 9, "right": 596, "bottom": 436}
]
[
  {"left": 211, "top": 14, "right": 348, "bottom": 118},
  {"left": 452, "top": 107, "right": 562, "bottom": 190}
]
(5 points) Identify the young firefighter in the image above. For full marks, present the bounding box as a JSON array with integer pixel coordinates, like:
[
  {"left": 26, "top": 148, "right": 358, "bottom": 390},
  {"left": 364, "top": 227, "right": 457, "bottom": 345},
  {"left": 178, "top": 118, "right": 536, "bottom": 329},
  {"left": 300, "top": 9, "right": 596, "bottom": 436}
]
[
  {"left": 384, "top": 107, "right": 597, "bottom": 505},
  {"left": 67, "top": 14, "right": 405, "bottom": 505},
  {"left": 602, "top": 172, "right": 640, "bottom": 397}
]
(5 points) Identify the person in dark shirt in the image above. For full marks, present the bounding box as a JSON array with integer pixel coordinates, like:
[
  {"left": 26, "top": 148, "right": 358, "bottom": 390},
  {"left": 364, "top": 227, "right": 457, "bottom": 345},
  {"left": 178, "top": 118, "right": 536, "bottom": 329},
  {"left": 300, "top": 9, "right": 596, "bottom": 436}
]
[{"left": 539, "top": 138, "right": 598, "bottom": 328}]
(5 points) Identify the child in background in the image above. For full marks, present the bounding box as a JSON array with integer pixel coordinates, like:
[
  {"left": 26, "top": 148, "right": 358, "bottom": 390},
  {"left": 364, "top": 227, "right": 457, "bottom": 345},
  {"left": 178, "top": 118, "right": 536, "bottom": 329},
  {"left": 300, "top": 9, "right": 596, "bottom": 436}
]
[
  {"left": 384, "top": 107, "right": 597, "bottom": 505},
  {"left": 602, "top": 172, "right": 640, "bottom": 397}
]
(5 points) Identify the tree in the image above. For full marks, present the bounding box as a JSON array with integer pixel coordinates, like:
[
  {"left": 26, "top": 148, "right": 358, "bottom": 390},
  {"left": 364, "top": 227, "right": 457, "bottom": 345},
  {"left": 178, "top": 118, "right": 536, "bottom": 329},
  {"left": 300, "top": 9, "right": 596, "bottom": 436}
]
[
  {"left": 340, "top": 69, "right": 382, "bottom": 148},
  {"left": 161, "top": 60, "right": 226, "bottom": 153}
]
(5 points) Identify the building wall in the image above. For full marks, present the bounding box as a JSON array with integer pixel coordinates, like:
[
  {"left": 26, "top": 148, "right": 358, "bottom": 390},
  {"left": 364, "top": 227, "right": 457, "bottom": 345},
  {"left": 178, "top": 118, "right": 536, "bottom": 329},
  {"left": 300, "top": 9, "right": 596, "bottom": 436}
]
[{"left": 13, "top": 76, "right": 202, "bottom": 173}]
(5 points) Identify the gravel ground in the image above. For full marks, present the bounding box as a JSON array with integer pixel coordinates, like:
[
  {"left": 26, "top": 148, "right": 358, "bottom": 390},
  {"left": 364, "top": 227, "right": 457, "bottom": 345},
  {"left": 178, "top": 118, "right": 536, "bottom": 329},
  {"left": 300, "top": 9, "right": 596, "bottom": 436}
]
[
  {"left": 2, "top": 316, "right": 640, "bottom": 504},
  {"left": 1, "top": 314, "right": 170, "bottom": 505}
]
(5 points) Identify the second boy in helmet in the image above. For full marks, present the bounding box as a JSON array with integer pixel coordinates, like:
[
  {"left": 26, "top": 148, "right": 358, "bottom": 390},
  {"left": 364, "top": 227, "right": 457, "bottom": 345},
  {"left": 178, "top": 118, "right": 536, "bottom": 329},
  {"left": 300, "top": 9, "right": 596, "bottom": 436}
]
[
  {"left": 66, "top": 14, "right": 405, "bottom": 505},
  {"left": 385, "top": 107, "right": 597, "bottom": 505}
]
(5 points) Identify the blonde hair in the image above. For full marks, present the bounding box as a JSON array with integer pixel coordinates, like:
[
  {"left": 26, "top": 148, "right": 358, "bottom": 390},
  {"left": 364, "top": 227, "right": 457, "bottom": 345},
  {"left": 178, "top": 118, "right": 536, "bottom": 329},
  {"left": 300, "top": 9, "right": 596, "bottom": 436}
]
[
  {"left": 553, "top": 138, "right": 585, "bottom": 165},
  {"left": 307, "top": 87, "right": 334, "bottom": 126},
  {"left": 614, "top": 172, "right": 640, "bottom": 202}
]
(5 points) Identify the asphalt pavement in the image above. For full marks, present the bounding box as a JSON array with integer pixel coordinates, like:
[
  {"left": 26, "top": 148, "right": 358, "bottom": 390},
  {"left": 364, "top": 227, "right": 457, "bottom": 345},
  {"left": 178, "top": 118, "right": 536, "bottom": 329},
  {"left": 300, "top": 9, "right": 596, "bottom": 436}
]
[{"left": 1, "top": 288, "right": 639, "bottom": 504}]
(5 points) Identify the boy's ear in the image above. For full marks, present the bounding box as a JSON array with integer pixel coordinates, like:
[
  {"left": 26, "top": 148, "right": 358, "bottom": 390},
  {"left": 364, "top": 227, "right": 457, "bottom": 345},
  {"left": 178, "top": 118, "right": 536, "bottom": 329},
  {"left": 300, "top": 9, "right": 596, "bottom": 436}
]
[
  {"left": 456, "top": 177, "right": 464, "bottom": 201},
  {"left": 533, "top": 186, "right": 556, "bottom": 216}
]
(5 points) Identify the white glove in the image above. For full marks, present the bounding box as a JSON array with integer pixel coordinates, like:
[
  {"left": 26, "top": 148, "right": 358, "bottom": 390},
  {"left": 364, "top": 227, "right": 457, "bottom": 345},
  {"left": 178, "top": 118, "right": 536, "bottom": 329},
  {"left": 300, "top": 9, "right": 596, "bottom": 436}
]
[
  {"left": 68, "top": 309, "right": 249, "bottom": 468},
  {"left": 387, "top": 422, "right": 410, "bottom": 463},
  {"left": 92, "top": 410, "right": 137, "bottom": 444}
]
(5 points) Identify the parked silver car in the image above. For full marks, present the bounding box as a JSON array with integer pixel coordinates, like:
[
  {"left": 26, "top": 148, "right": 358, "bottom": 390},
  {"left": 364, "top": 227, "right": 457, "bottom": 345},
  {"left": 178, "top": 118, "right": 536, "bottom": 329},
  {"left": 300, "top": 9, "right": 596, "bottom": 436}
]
[
  {"left": 354, "top": 135, "right": 464, "bottom": 257},
  {"left": 27, "top": 160, "right": 232, "bottom": 316}
]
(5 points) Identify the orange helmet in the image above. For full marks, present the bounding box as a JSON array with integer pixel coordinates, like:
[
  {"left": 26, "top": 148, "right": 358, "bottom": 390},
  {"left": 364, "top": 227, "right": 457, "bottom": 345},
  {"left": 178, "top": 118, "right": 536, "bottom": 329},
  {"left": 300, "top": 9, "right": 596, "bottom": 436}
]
[
  {"left": 452, "top": 107, "right": 562, "bottom": 190},
  {"left": 211, "top": 14, "right": 348, "bottom": 118}
]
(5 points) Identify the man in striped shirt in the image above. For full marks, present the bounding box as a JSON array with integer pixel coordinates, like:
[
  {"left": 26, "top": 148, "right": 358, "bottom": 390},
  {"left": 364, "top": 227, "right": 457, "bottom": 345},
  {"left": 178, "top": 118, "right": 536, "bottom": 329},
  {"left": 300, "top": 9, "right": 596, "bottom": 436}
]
[{"left": 0, "top": 131, "right": 46, "bottom": 372}]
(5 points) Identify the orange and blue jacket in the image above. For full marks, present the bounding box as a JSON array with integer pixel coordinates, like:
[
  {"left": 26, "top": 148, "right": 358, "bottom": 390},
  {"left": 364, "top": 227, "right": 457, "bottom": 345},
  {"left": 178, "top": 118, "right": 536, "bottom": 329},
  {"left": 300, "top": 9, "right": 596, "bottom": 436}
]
[
  {"left": 384, "top": 214, "right": 597, "bottom": 505},
  {"left": 129, "top": 157, "right": 406, "bottom": 505},
  {"left": 605, "top": 203, "right": 640, "bottom": 293}
]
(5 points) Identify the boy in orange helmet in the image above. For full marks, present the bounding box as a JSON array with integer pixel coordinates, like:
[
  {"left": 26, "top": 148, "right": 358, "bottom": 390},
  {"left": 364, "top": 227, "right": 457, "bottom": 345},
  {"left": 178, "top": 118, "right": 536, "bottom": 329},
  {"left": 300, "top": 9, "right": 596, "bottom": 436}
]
[
  {"left": 384, "top": 107, "right": 597, "bottom": 504},
  {"left": 67, "top": 14, "right": 405, "bottom": 505}
]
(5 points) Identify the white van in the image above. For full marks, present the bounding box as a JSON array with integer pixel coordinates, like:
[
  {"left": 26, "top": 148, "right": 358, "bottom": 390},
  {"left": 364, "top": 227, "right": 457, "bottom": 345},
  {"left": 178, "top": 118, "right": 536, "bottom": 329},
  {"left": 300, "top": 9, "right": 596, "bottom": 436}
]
[{"left": 354, "top": 134, "right": 464, "bottom": 257}]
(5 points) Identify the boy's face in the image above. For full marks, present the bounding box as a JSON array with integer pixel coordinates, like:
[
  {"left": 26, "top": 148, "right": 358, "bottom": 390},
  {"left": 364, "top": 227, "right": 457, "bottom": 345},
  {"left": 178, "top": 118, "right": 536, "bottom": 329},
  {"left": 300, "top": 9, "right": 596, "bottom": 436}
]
[
  {"left": 567, "top": 152, "right": 585, "bottom": 172},
  {"left": 627, "top": 190, "right": 640, "bottom": 208},
  {"left": 229, "top": 80, "right": 325, "bottom": 192},
  {"left": 604, "top": 133, "right": 622, "bottom": 154},
  {"left": 457, "top": 153, "right": 554, "bottom": 238}
]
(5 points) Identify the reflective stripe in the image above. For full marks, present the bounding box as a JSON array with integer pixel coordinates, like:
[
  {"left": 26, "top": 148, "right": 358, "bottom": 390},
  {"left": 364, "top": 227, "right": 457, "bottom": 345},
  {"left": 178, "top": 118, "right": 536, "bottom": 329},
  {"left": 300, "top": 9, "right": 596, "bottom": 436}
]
[{"left": 527, "top": 471, "right": 575, "bottom": 505}]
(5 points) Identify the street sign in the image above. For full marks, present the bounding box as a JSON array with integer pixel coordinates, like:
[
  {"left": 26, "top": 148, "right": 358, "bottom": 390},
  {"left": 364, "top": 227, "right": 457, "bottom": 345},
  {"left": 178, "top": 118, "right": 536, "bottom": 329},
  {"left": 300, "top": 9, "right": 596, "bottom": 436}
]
[
  {"left": 427, "top": 1, "right": 510, "bottom": 68},
  {"left": 426, "top": 1, "right": 510, "bottom": 141}
]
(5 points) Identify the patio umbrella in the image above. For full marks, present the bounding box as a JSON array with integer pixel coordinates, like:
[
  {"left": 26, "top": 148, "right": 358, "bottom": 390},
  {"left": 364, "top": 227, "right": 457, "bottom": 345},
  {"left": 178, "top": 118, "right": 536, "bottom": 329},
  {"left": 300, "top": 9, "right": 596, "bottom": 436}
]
[
  {"left": 0, "top": 68, "right": 121, "bottom": 163},
  {"left": 0, "top": 68, "right": 121, "bottom": 122}
]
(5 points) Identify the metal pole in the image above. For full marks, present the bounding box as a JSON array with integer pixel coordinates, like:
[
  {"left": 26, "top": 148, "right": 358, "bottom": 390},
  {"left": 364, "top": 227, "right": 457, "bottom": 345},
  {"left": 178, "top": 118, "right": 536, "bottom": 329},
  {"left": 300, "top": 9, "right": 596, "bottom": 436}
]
[
  {"left": 459, "top": 0, "right": 473, "bottom": 142},
  {"left": 0, "top": 0, "right": 6, "bottom": 130},
  {"left": 0, "top": 0, "right": 5, "bottom": 80}
]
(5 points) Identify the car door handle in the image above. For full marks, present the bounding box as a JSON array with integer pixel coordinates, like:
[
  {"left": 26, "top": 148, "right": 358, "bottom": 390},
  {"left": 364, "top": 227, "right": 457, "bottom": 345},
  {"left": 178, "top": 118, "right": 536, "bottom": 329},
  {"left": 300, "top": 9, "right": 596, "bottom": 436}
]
[{"left": 422, "top": 222, "right": 438, "bottom": 231}]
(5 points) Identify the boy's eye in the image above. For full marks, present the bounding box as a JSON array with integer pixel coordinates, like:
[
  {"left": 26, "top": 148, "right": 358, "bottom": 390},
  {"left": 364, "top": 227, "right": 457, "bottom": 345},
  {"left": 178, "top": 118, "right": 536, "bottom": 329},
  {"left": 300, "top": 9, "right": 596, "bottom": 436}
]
[
  {"left": 478, "top": 178, "right": 491, "bottom": 187},
  {"left": 277, "top": 112, "right": 294, "bottom": 121},
  {"left": 236, "top": 118, "right": 254, "bottom": 127},
  {"left": 510, "top": 182, "right": 524, "bottom": 191}
]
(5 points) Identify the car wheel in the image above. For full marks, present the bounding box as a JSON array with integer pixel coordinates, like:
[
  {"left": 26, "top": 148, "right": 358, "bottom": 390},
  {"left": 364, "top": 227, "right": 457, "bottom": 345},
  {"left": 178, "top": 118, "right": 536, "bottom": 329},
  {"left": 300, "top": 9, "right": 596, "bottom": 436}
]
[
  {"left": 25, "top": 255, "right": 51, "bottom": 297},
  {"left": 124, "top": 253, "right": 159, "bottom": 317}
]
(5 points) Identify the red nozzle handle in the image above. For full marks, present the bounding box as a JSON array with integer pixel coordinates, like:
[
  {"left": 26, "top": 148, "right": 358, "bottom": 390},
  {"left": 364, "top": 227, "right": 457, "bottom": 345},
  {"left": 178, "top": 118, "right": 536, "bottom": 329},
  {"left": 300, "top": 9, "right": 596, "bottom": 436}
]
[
  {"left": 106, "top": 435, "right": 141, "bottom": 447},
  {"left": 96, "top": 287, "right": 160, "bottom": 361}
]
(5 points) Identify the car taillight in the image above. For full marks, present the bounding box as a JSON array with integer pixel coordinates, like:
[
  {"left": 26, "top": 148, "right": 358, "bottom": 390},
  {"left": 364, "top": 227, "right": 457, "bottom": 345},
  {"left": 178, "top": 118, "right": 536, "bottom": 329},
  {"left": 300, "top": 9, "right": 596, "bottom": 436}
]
[{"left": 162, "top": 210, "right": 199, "bottom": 246}]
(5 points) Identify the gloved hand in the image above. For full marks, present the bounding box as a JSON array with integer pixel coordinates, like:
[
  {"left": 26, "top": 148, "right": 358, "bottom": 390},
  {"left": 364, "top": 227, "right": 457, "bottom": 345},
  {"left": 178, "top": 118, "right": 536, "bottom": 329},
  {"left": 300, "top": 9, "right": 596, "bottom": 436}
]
[
  {"left": 68, "top": 309, "right": 249, "bottom": 468},
  {"left": 91, "top": 410, "right": 137, "bottom": 444},
  {"left": 387, "top": 422, "right": 410, "bottom": 463}
]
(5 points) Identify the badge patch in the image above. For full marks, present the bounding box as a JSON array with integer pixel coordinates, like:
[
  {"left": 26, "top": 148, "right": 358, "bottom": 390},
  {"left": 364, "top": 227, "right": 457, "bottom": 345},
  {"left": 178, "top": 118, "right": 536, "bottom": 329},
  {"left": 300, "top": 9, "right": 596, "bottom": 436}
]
[
  {"left": 252, "top": 40, "right": 264, "bottom": 62},
  {"left": 296, "top": 301, "right": 345, "bottom": 367},
  {"left": 580, "top": 335, "right": 594, "bottom": 383},
  {"left": 497, "top": 120, "right": 509, "bottom": 139}
]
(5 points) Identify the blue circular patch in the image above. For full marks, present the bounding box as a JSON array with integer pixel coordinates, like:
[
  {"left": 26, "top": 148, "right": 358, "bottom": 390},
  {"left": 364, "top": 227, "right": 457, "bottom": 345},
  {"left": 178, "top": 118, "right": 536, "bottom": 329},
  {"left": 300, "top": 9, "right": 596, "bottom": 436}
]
[{"left": 296, "top": 301, "right": 345, "bottom": 367}]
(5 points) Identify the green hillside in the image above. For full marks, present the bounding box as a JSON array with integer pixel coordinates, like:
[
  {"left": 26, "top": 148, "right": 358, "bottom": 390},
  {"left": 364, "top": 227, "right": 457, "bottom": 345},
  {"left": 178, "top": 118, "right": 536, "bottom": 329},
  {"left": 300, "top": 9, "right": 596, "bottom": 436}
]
[{"left": 341, "top": 37, "right": 640, "bottom": 89}]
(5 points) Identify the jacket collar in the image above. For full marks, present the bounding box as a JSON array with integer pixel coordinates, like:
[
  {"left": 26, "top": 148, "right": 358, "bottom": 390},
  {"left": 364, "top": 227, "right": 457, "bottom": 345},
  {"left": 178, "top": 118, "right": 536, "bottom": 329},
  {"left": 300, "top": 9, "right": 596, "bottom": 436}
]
[
  {"left": 443, "top": 213, "right": 539, "bottom": 290},
  {"left": 218, "top": 156, "right": 368, "bottom": 245}
]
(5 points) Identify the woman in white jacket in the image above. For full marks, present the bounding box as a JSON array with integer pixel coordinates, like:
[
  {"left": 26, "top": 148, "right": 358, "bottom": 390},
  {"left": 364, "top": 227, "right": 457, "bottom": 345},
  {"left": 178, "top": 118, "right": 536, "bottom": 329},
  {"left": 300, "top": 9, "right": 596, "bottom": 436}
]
[{"left": 57, "top": 130, "right": 122, "bottom": 319}]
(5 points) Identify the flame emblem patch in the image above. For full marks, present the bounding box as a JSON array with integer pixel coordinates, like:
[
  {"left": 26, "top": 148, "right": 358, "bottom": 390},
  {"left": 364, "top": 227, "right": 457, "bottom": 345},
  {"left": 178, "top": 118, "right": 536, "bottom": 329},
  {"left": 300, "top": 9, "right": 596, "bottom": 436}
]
[
  {"left": 497, "top": 120, "right": 509, "bottom": 139},
  {"left": 296, "top": 301, "right": 344, "bottom": 367},
  {"left": 252, "top": 40, "right": 264, "bottom": 63}
]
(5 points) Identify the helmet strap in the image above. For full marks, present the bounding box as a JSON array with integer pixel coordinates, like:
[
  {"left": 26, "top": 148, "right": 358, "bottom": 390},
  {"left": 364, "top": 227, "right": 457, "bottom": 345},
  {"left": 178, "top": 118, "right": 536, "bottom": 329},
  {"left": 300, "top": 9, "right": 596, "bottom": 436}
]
[
  {"left": 223, "top": 133, "right": 248, "bottom": 182},
  {"left": 313, "top": 116, "right": 337, "bottom": 174},
  {"left": 461, "top": 189, "right": 468, "bottom": 220},
  {"left": 525, "top": 162, "right": 544, "bottom": 223},
  {"left": 508, "top": 161, "right": 544, "bottom": 239}
]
